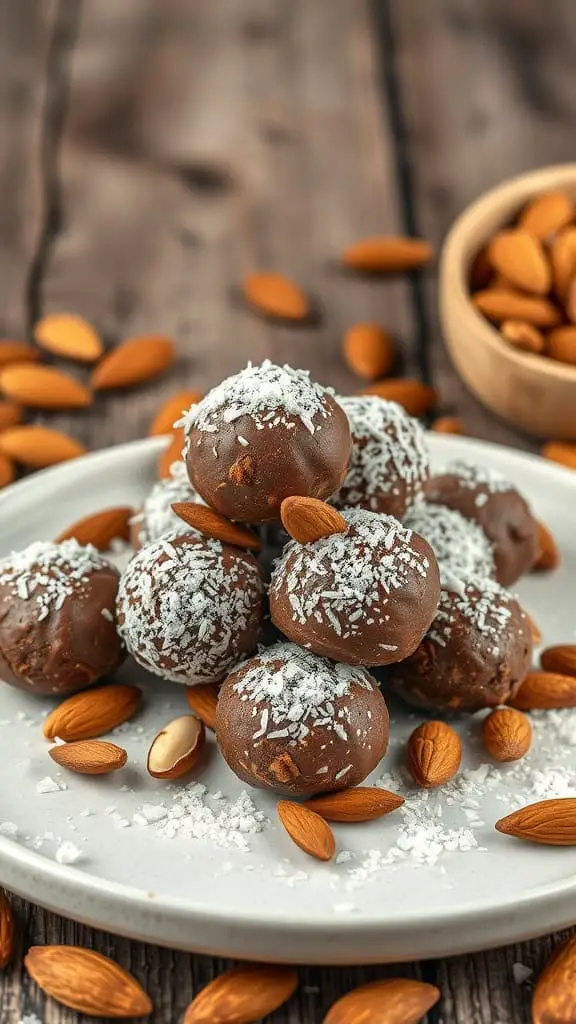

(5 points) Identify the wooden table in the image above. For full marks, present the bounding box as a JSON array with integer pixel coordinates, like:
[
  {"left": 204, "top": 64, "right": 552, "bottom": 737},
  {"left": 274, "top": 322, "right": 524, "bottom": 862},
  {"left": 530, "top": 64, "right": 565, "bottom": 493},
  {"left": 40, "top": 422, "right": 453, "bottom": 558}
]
[{"left": 1, "top": 1, "right": 575, "bottom": 1020}]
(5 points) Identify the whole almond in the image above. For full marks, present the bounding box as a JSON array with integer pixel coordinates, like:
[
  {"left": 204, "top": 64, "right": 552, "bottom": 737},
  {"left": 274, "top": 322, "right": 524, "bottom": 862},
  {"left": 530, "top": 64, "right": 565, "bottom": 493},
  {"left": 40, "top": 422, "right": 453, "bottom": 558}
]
[
  {"left": 469, "top": 246, "right": 493, "bottom": 292},
  {"left": 149, "top": 390, "right": 202, "bottom": 436},
  {"left": 359, "top": 377, "right": 437, "bottom": 416},
  {"left": 0, "top": 341, "right": 39, "bottom": 367},
  {"left": 24, "top": 945, "right": 152, "bottom": 1018},
  {"left": 322, "top": 978, "right": 440, "bottom": 1024},
  {"left": 551, "top": 226, "right": 576, "bottom": 298},
  {"left": 172, "top": 502, "right": 261, "bottom": 551},
  {"left": 158, "top": 427, "right": 185, "bottom": 479},
  {"left": 407, "top": 720, "right": 462, "bottom": 788},
  {"left": 500, "top": 319, "right": 545, "bottom": 354},
  {"left": 472, "top": 289, "right": 561, "bottom": 327},
  {"left": 342, "top": 235, "right": 434, "bottom": 273},
  {"left": 242, "top": 272, "right": 309, "bottom": 321},
  {"left": 55, "top": 507, "right": 132, "bottom": 550},
  {"left": 0, "top": 425, "right": 87, "bottom": 468},
  {"left": 547, "top": 325, "right": 576, "bottom": 364},
  {"left": 431, "top": 416, "right": 466, "bottom": 435},
  {"left": 496, "top": 798, "right": 576, "bottom": 845},
  {"left": 533, "top": 520, "right": 560, "bottom": 571},
  {"left": 91, "top": 335, "right": 175, "bottom": 390},
  {"left": 33, "top": 313, "right": 103, "bottom": 363},
  {"left": 510, "top": 671, "right": 576, "bottom": 710},
  {"left": 43, "top": 684, "right": 142, "bottom": 742},
  {"left": 280, "top": 496, "right": 347, "bottom": 544},
  {"left": 147, "top": 715, "right": 205, "bottom": 779},
  {"left": 481, "top": 707, "right": 532, "bottom": 762},
  {"left": 0, "top": 364, "right": 92, "bottom": 409},
  {"left": 0, "top": 454, "right": 15, "bottom": 489},
  {"left": 184, "top": 963, "right": 298, "bottom": 1024},
  {"left": 487, "top": 229, "right": 551, "bottom": 295},
  {"left": 277, "top": 800, "right": 335, "bottom": 861},
  {"left": 541, "top": 645, "right": 576, "bottom": 678},
  {"left": 519, "top": 190, "right": 575, "bottom": 238},
  {"left": 185, "top": 683, "right": 219, "bottom": 730},
  {"left": 541, "top": 441, "right": 576, "bottom": 470},
  {"left": 0, "top": 401, "right": 23, "bottom": 432},
  {"left": 0, "top": 892, "right": 15, "bottom": 970},
  {"left": 49, "top": 739, "right": 127, "bottom": 775},
  {"left": 343, "top": 323, "right": 395, "bottom": 381},
  {"left": 305, "top": 787, "right": 404, "bottom": 822},
  {"left": 532, "top": 933, "right": 576, "bottom": 1024}
]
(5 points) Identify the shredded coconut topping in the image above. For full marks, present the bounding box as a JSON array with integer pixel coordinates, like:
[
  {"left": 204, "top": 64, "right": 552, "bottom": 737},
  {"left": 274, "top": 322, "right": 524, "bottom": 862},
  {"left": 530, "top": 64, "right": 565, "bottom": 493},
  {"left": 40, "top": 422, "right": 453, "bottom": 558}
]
[
  {"left": 442, "top": 460, "right": 512, "bottom": 494},
  {"left": 405, "top": 501, "right": 495, "bottom": 581},
  {"left": 428, "top": 574, "right": 515, "bottom": 650},
  {"left": 130, "top": 461, "right": 202, "bottom": 545},
  {"left": 133, "top": 783, "right": 268, "bottom": 850},
  {"left": 0, "top": 539, "right": 112, "bottom": 622}
]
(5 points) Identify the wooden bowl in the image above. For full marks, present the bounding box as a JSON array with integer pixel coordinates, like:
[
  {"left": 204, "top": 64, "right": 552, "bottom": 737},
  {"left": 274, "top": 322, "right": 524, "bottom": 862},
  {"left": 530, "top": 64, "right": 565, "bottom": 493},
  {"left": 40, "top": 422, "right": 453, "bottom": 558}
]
[{"left": 439, "top": 164, "right": 576, "bottom": 440}]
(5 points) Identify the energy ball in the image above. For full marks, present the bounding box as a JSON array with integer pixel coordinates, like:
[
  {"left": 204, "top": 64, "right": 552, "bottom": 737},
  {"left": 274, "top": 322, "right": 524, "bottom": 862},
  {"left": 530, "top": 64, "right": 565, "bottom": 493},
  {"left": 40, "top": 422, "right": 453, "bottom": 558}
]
[
  {"left": 180, "top": 360, "right": 352, "bottom": 523},
  {"left": 332, "top": 396, "right": 430, "bottom": 518},
  {"left": 0, "top": 539, "right": 123, "bottom": 696},
  {"left": 117, "top": 531, "right": 264, "bottom": 685},
  {"left": 404, "top": 501, "right": 495, "bottom": 581},
  {"left": 130, "top": 461, "right": 202, "bottom": 549},
  {"left": 388, "top": 575, "right": 532, "bottom": 713},
  {"left": 269, "top": 508, "right": 440, "bottom": 666},
  {"left": 426, "top": 461, "right": 539, "bottom": 586},
  {"left": 216, "top": 642, "right": 389, "bottom": 796}
]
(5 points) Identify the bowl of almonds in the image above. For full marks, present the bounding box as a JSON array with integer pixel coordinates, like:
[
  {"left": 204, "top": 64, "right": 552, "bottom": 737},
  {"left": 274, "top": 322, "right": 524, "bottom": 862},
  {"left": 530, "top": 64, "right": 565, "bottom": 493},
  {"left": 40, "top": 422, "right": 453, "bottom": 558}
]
[{"left": 440, "top": 164, "right": 576, "bottom": 440}]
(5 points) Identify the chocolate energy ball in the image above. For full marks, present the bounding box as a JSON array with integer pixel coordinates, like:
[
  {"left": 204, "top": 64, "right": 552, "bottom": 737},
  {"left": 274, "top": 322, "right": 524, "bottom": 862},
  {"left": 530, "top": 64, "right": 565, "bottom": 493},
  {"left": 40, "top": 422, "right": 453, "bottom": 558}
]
[
  {"left": 269, "top": 508, "right": 441, "bottom": 666},
  {"left": 404, "top": 501, "right": 495, "bottom": 581},
  {"left": 388, "top": 575, "right": 532, "bottom": 713},
  {"left": 425, "top": 461, "right": 539, "bottom": 586},
  {"left": 180, "top": 360, "right": 352, "bottom": 523},
  {"left": 331, "top": 396, "right": 430, "bottom": 518},
  {"left": 216, "top": 642, "right": 389, "bottom": 796},
  {"left": 0, "top": 539, "right": 124, "bottom": 696},
  {"left": 117, "top": 531, "right": 264, "bottom": 685},
  {"left": 130, "top": 461, "right": 202, "bottom": 549}
]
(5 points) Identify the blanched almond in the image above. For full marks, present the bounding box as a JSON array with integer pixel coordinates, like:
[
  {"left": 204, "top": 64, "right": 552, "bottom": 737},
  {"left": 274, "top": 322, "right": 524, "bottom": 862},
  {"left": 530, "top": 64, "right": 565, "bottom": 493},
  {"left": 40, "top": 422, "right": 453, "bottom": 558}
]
[{"left": 147, "top": 715, "right": 205, "bottom": 779}]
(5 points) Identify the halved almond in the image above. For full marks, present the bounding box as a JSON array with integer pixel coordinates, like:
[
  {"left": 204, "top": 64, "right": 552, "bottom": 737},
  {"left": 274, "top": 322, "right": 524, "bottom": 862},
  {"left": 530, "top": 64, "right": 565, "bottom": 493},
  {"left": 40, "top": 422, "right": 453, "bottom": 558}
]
[
  {"left": 0, "top": 364, "right": 92, "bottom": 409},
  {"left": 149, "top": 390, "right": 202, "bottom": 436},
  {"left": 49, "top": 740, "right": 127, "bottom": 775},
  {"left": 305, "top": 787, "right": 404, "bottom": 822},
  {"left": 277, "top": 800, "right": 335, "bottom": 861},
  {"left": 91, "top": 335, "right": 175, "bottom": 390},
  {"left": 185, "top": 684, "right": 219, "bottom": 730},
  {"left": 33, "top": 313, "right": 103, "bottom": 363},
  {"left": 0, "top": 426, "right": 87, "bottom": 468},
  {"left": 147, "top": 715, "right": 205, "bottom": 780},
  {"left": 55, "top": 507, "right": 132, "bottom": 550},
  {"left": 172, "top": 502, "right": 261, "bottom": 551},
  {"left": 43, "top": 684, "right": 142, "bottom": 742},
  {"left": 280, "top": 496, "right": 347, "bottom": 544}
]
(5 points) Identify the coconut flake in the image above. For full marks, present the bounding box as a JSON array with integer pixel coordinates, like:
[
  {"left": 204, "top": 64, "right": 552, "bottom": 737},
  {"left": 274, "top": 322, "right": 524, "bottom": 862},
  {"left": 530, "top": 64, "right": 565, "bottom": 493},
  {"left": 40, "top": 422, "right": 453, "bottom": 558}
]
[{"left": 405, "top": 501, "right": 495, "bottom": 581}]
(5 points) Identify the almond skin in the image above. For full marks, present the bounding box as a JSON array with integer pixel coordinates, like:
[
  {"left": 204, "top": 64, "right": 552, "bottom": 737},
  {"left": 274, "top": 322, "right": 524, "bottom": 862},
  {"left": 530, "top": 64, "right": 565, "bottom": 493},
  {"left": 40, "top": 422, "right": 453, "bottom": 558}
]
[
  {"left": 496, "top": 797, "right": 576, "bottom": 845},
  {"left": 0, "top": 401, "right": 23, "bottom": 432},
  {"left": 510, "top": 672, "right": 576, "bottom": 710},
  {"left": 0, "top": 364, "right": 92, "bottom": 409},
  {"left": 542, "top": 441, "right": 576, "bottom": 470},
  {"left": 472, "top": 289, "right": 561, "bottom": 327},
  {"left": 0, "top": 425, "right": 87, "bottom": 468},
  {"left": 33, "top": 313, "right": 103, "bottom": 363},
  {"left": 481, "top": 707, "right": 532, "bottom": 762},
  {"left": 305, "top": 787, "right": 404, "bottom": 822},
  {"left": 532, "top": 933, "right": 576, "bottom": 1024},
  {"left": 242, "top": 272, "right": 309, "bottom": 321},
  {"left": 280, "top": 496, "right": 347, "bottom": 544},
  {"left": 24, "top": 945, "right": 153, "bottom": 1018},
  {"left": 158, "top": 427, "right": 185, "bottom": 479},
  {"left": 407, "top": 720, "right": 462, "bottom": 788},
  {"left": 277, "top": 800, "right": 336, "bottom": 861},
  {"left": 359, "top": 377, "right": 437, "bottom": 416},
  {"left": 0, "top": 341, "right": 39, "bottom": 367},
  {"left": 322, "top": 978, "right": 440, "bottom": 1024},
  {"left": 500, "top": 319, "right": 545, "bottom": 354},
  {"left": 149, "top": 390, "right": 202, "bottom": 436},
  {"left": 551, "top": 226, "right": 576, "bottom": 298},
  {"left": 91, "top": 335, "right": 175, "bottom": 390},
  {"left": 55, "top": 507, "right": 132, "bottom": 550},
  {"left": 0, "top": 892, "right": 15, "bottom": 970},
  {"left": 487, "top": 229, "right": 551, "bottom": 295},
  {"left": 172, "top": 501, "right": 261, "bottom": 551},
  {"left": 184, "top": 964, "right": 298, "bottom": 1024},
  {"left": 547, "top": 325, "right": 576, "bottom": 364},
  {"left": 519, "top": 190, "right": 575, "bottom": 239},
  {"left": 147, "top": 715, "right": 205, "bottom": 779},
  {"left": 342, "top": 235, "right": 434, "bottom": 273},
  {"left": 0, "top": 454, "right": 15, "bottom": 489},
  {"left": 43, "top": 684, "right": 142, "bottom": 742},
  {"left": 541, "top": 645, "right": 576, "bottom": 678},
  {"left": 49, "top": 739, "right": 127, "bottom": 775},
  {"left": 431, "top": 416, "right": 466, "bottom": 435},
  {"left": 185, "top": 684, "right": 219, "bottom": 731},
  {"left": 533, "top": 520, "right": 560, "bottom": 571},
  {"left": 342, "top": 323, "right": 395, "bottom": 381}
]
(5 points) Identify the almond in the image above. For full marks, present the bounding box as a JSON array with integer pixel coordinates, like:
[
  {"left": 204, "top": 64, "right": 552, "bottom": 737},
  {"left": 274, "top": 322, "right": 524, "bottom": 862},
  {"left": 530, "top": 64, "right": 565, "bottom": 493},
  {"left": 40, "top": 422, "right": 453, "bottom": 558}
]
[
  {"left": 500, "top": 319, "right": 545, "bottom": 354},
  {"left": 519, "top": 190, "right": 575, "bottom": 238},
  {"left": 91, "top": 335, "right": 175, "bottom": 390},
  {"left": 487, "top": 229, "right": 551, "bottom": 295},
  {"left": 43, "top": 684, "right": 142, "bottom": 742},
  {"left": 158, "top": 428, "right": 185, "bottom": 478},
  {"left": 55, "top": 507, "right": 132, "bottom": 549},
  {"left": 359, "top": 377, "right": 437, "bottom": 416},
  {"left": 342, "top": 235, "right": 434, "bottom": 273},
  {"left": 547, "top": 325, "right": 576, "bottom": 364},
  {"left": 172, "top": 501, "right": 261, "bottom": 551},
  {"left": 532, "top": 933, "right": 576, "bottom": 1024},
  {"left": 510, "top": 671, "right": 576, "bottom": 710},
  {"left": 469, "top": 246, "right": 493, "bottom": 292},
  {"left": 481, "top": 707, "right": 532, "bottom": 762},
  {"left": 185, "top": 683, "right": 219, "bottom": 730},
  {"left": 305, "top": 787, "right": 404, "bottom": 822},
  {"left": 24, "top": 945, "right": 152, "bottom": 1017},
  {"left": 0, "top": 425, "right": 87, "bottom": 468},
  {"left": 147, "top": 715, "right": 205, "bottom": 779},
  {"left": 242, "top": 272, "right": 309, "bottom": 321},
  {"left": 431, "top": 416, "right": 466, "bottom": 435},
  {"left": 496, "top": 797, "right": 576, "bottom": 845},
  {"left": 406, "top": 720, "right": 462, "bottom": 788},
  {"left": 0, "top": 364, "right": 92, "bottom": 409},
  {"left": 0, "top": 454, "right": 14, "bottom": 489},
  {"left": 342, "top": 323, "right": 395, "bottom": 381},
  {"left": 565, "top": 277, "right": 576, "bottom": 323},
  {"left": 472, "top": 289, "right": 561, "bottom": 327},
  {"left": 322, "top": 978, "right": 440, "bottom": 1024},
  {"left": 148, "top": 390, "right": 202, "bottom": 436},
  {"left": 280, "top": 496, "right": 347, "bottom": 544},
  {"left": 0, "top": 401, "right": 23, "bottom": 432},
  {"left": 49, "top": 739, "right": 127, "bottom": 775},
  {"left": 0, "top": 341, "right": 39, "bottom": 367},
  {"left": 533, "top": 520, "right": 560, "bottom": 571},
  {"left": 541, "top": 645, "right": 576, "bottom": 678},
  {"left": 184, "top": 963, "right": 298, "bottom": 1024},
  {"left": 542, "top": 441, "right": 576, "bottom": 470},
  {"left": 551, "top": 226, "right": 576, "bottom": 298},
  {"left": 525, "top": 610, "right": 542, "bottom": 645},
  {"left": 277, "top": 800, "right": 335, "bottom": 861},
  {"left": 0, "top": 892, "right": 15, "bottom": 970},
  {"left": 33, "top": 313, "right": 103, "bottom": 363}
]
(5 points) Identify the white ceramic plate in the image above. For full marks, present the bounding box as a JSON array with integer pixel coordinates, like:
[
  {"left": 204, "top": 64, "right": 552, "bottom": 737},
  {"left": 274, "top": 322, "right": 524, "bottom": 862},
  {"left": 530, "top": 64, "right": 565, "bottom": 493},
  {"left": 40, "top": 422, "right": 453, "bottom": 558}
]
[{"left": 0, "top": 435, "right": 575, "bottom": 965}]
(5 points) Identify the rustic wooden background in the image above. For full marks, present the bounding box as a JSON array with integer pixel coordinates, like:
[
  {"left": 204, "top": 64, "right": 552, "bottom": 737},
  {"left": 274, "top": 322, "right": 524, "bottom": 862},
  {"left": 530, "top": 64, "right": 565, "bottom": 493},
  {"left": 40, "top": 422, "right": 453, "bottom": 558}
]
[{"left": 1, "top": 0, "right": 576, "bottom": 1021}]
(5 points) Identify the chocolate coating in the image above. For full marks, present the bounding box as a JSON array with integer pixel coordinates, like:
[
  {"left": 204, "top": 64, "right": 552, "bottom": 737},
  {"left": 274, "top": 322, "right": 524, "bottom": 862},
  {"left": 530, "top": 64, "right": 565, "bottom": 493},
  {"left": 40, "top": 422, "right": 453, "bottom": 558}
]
[
  {"left": 181, "top": 361, "right": 352, "bottom": 523},
  {"left": 425, "top": 461, "right": 539, "bottom": 586},
  {"left": 388, "top": 576, "right": 532, "bottom": 712},
  {"left": 269, "top": 508, "right": 441, "bottom": 666},
  {"left": 216, "top": 642, "right": 389, "bottom": 796},
  {"left": 0, "top": 540, "right": 124, "bottom": 696},
  {"left": 130, "top": 461, "right": 201, "bottom": 549}
]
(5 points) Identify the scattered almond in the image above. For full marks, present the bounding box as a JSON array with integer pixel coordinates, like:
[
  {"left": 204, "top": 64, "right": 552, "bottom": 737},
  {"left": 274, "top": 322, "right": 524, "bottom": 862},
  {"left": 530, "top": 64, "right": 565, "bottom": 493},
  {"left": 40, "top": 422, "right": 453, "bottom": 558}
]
[
  {"left": 359, "top": 377, "right": 437, "bottom": 416},
  {"left": 158, "top": 427, "right": 185, "bottom": 479},
  {"left": 184, "top": 963, "right": 298, "bottom": 1024},
  {"left": 481, "top": 707, "right": 532, "bottom": 762},
  {"left": 0, "top": 892, "right": 15, "bottom": 970},
  {"left": 500, "top": 319, "right": 545, "bottom": 354},
  {"left": 0, "top": 453, "right": 15, "bottom": 489},
  {"left": 342, "top": 235, "right": 434, "bottom": 273},
  {"left": 242, "top": 272, "right": 309, "bottom": 321},
  {"left": 496, "top": 797, "right": 576, "bottom": 845},
  {"left": 277, "top": 800, "right": 335, "bottom": 861},
  {"left": 55, "top": 506, "right": 132, "bottom": 549},
  {"left": 547, "top": 325, "right": 576, "bottom": 364},
  {"left": 541, "top": 645, "right": 576, "bottom": 678},
  {"left": 487, "top": 229, "right": 551, "bottom": 295},
  {"left": 551, "top": 226, "right": 576, "bottom": 298},
  {"left": 0, "top": 425, "right": 87, "bottom": 468},
  {"left": 24, "top": 945, "right": 153, "bottom": 1018},
  {"left": 280, "top": 496, "right": 347, "bottom": 544},
  {"left": 172, "top": 502, "right": 261, "bottom": 551},
  {"left": 533, "top": 520, "right": 560, "bottom": 571},
  {"left": 185, "top": 684, "right": 219, "bottom": 730},
  {"left": 406, "top": 720, "right": 462, "bottom": 788},
  {"left": 147, "top": 715, "right": 205, "bottom": 780},
  {"left": 342, "top": 323, "right": 395, "bottom": 381},
  {"left": 149, "top": 390, "right": 202, "bottom": 436},
  {"left": 541, "top": 441, "right": 576, "bottom": 470},
  {"left": 519, "top": 190, "right": 575, "bottom": 238},
  {"left": 43, "top": 684, "right": 142, "bottom": 742},
  {"left": 532, "top": 933, "right": 576, "bottom": 1024},
  {"left": 322, "top": 978, "right": 440, "bottom": 1024},
  {"left": 525, "top": 611, "right": 542, "bottom": 645},
  {"left": 33, "top": 312, "right": 103, "bottom": 363},
  {"left": 472, "top": 289, "right": 561, "bottom": 327},
  {"left": 91, "top": 335, "right": 175, "bottom": 390},
  {"left": 0, "top": 364, "right": 92, "bottom": 409},
  {"left": 431, "top": 416, "right": 466, "bottom": 435},
  {"left": 510, "top": 671, "right": 576, "bottom": 710},
  {"left": 0, "top": 401, "right": 23, "bottom": 432},
  {"left": 49, "top": 739, "right": 127, "bottom": 775},
  {"left": 305, "top": 787, "right": 404, "bottom": 822},
  {"left": 0, "top": 341, "right": 39, "bottom": 367}
]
